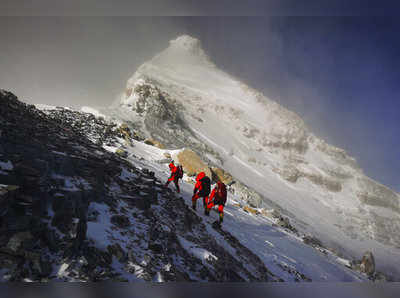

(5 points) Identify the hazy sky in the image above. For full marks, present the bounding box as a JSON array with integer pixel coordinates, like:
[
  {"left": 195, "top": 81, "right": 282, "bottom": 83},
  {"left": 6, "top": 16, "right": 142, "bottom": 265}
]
[{"left": 0, "top": 16, "right": 399, "bottom": 192}]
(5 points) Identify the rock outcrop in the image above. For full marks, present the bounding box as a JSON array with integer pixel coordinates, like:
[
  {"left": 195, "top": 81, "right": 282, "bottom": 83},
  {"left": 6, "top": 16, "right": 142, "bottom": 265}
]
[
  {"left": 211, "top": 167, "right": 234, "bottom": 185},
  {"left": 360, "top": 251, "right": 375, "bottom": 276},
  {"left": 177, "top": 149, "right": 212, "bottom": 178}
]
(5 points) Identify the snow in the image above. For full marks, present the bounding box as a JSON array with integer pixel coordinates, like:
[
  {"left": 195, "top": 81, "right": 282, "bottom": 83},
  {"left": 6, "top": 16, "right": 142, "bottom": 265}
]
[
  {"left": 118, "top": 35, "right": 400, "bottom": 277},
  {"left": 106, "top": 135, "right": 368, "bottom": 281},
  {"left": 0, "top": 160, "right": 13, "bottom": 171},
  {"left": 57, "top": 263, "right": 70, "bottom": 278},
  {"left": 51, "top": 150, "right": 68, "bottom": 156},
  {"left": 35, "top": 104, "right": 73, "bottom": 111},
  {"left": 336, "top": 257, "right": 352, "bottom": 268},
  {"left": 73, "top": 34, "right": 400, "bottom": 279},
  {"left": 102, "top": 144, "right": 118, "bottom": 153},
  {"left": 119, "top": 167, "right": 137, "bottom": 182},
  {"left": 86, "top": 203, "right": 113, "bottom": 249},
  {"left": 34, "top": 104, "right": 57, "bottom": 111},
  {"left": 51, "top": 174, "right": 92, "bottom": 191},
  {"left": 178, "top": 235, "right": 218, "bottom": 264},
  {"left": 81, "top": 106, "right": 108, "bottom": 119},
  {"left": 152, "top": 271, "right": 164, "bottom": 282}
]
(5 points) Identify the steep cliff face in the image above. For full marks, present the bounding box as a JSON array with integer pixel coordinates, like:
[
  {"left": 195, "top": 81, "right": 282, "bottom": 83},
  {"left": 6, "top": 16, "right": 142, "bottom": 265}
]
[{"left": 93, "top": 35, "right": 400, "bottom": 277}]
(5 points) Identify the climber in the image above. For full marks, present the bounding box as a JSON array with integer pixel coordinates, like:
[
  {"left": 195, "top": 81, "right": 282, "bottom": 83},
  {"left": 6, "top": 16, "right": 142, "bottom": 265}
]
[
  {"left": 191, "top": 172, "right": 211, "bottom": 213},
  {"left": 164, "top": 160, "right": 183, "bottom": 193},
  {"left": 205, "top": 181, "right": 227, "bottom": 225}
]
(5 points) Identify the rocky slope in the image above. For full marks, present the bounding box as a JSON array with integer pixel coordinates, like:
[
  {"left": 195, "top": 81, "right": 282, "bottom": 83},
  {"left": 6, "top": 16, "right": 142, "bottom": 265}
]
[
  {"left": 94, "top": 35, "right": 400, "bottom": 279},
  {"left": 0, "top": 90, "right": 285, "bottom": 281}
]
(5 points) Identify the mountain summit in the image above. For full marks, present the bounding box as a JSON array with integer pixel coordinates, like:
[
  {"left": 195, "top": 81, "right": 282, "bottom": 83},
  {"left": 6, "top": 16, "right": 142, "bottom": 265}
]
[
  {"left": 166, "top": 35, "right": 210, "bottom": 58},
  {"left": 99, "top": 35, "right": 400, "bottom": 278}
]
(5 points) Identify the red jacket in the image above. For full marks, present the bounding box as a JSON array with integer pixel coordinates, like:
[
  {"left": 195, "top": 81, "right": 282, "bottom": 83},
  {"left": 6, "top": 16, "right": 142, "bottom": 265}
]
[
  {"left": 193, "top": 172, "right": 206, "bottom": 194},
  {"left": 168, "top": 163, "right": 178, "bottom": 181}
]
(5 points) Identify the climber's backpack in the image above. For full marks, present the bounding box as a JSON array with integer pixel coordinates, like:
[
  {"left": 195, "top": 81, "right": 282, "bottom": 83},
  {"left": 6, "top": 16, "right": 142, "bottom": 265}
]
[
  {"left": 216, "top": 183, "right": 227, "bottom": 205},
  {"left": 200, "top": 176, "right": 211, "bottom": 196},
  {"left": 177, "top": 165, "right": 184, "bottom": 179}
]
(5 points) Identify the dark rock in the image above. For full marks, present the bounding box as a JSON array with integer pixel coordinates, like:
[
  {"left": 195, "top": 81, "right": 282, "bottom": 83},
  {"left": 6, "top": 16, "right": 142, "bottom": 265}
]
[
  {"left": 130, "top": 197, "right": 151, "bottom": 211},
  {"left": 276, "top": 216, "right": 297, "bottom": 233},
  {"left": 29, "top": 255, "right": 52, "bottom": 278},
  {"left": 51, "top": 209, "right": 74, "bottom": 234},
  {"left": 74, "top": 217, "right": 88, "bottom": 252},
  {"left": 146, "top": 192, "right": 158, "bottom": 205},
  {"left": 148, "top": 243, "right": 163, "bottom": 254},
  {"left": 302, "top": 235, "right": 323, "bottom": 248},
  {"left": 110, "top": 215, "right": 131, "bottom": 228},
  {"left": 0, "top": 253, "right": 21, "bottom": 270},
  {"left": 42, "top": 229, "right": 58, "bottom": 252},
  {"left": 107, "top": 243, "right": 126, "bottom": 262}
]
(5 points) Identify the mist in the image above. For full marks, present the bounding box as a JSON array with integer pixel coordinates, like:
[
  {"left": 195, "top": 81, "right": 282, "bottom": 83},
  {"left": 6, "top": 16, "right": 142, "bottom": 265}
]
[
  {"left": 1, "top": 16, "right": 399, "bottom": 192},
  {"left": 0, "top": 17, "right": 186, "bottom": 108}
]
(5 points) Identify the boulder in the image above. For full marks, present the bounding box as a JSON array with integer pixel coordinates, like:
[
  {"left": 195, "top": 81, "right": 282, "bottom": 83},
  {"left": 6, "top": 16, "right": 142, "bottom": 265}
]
[
  {"left": 211, "top": 167, "right": 234, "bottom": 185},
  {"left": 360, "top": 251, "right": 375, "bottom": 276},
  {"left": 243, "top": 205, "right": 259, "bottom": 215},
  {"left": 144, "top": 138, "right": 165, "bottom": 149},
  {"left": 177, "top": 149, "right": 211, "bottom": 178}
]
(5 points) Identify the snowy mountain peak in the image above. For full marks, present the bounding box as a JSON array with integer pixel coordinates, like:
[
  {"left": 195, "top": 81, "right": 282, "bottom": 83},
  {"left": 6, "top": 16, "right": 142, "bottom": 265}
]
[
  {"left": 168, "top": 35, "right": 203, "bottom": 53},
  {"left": 162, "top": 35, "right": 212, "bottom": 63},
  {"left": 103, "top": 36, "right": 400, "bottom": 278},
  {"left": 127, "top": 35, "right": 215, "bottom": 82}
]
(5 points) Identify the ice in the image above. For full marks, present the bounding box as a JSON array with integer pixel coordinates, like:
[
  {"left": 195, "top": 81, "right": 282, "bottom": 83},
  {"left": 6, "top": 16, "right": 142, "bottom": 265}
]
[{"left": 86, "top": 203, "right": 113, "bottom": 250}]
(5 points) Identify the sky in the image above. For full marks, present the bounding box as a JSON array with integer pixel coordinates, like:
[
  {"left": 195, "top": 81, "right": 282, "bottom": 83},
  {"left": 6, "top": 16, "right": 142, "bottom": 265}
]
[{"left": 0, "top": 15, "right": 399, "bottom": 192}]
